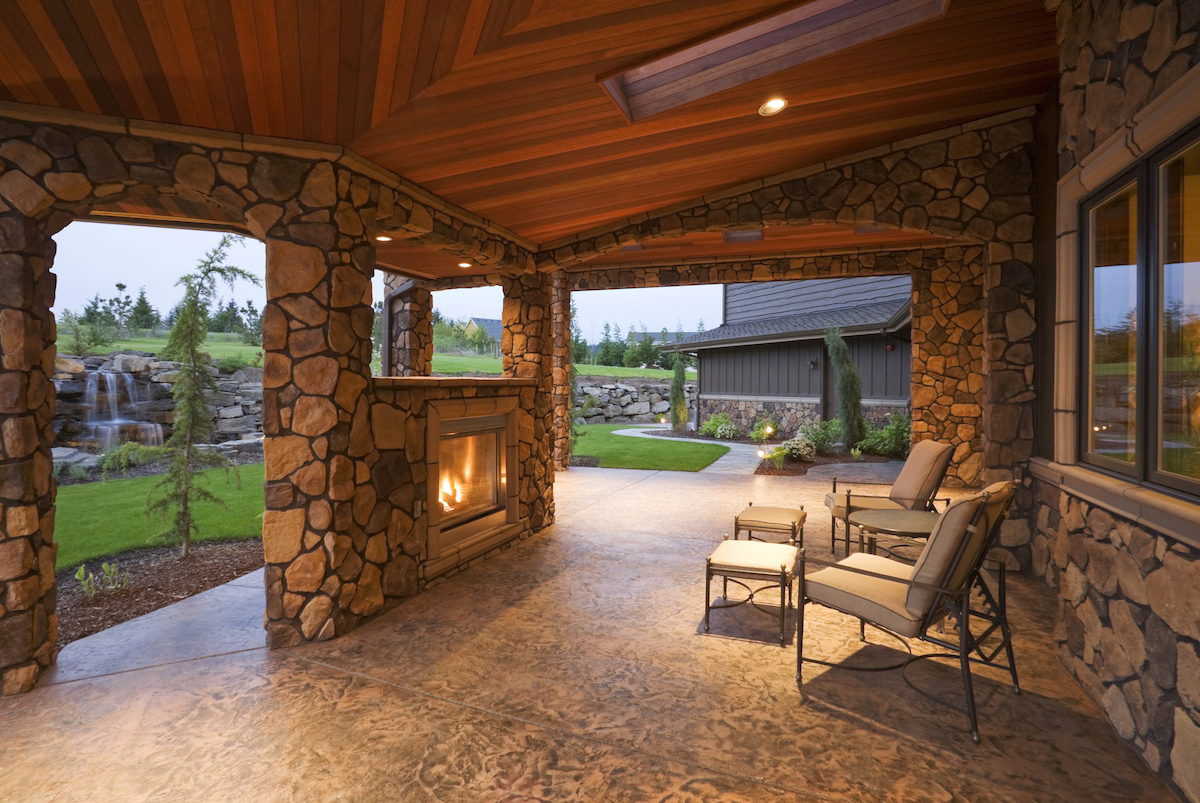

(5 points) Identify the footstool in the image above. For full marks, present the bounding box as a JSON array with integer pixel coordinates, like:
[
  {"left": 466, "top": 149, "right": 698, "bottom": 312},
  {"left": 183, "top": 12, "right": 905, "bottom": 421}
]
[
  {"left": 734, "top": 503, "right": 806, "bottom": 546},
  {"left": 704, "top": 537, "right": 799, "bottom": 646}
]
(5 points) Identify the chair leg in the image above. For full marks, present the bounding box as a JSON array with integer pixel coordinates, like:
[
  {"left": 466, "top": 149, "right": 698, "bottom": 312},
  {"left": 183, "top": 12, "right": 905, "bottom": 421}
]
[
  {"left": 778, "top": 568, "right": 786, "bottom": 646},
  {"left": 830, "top": 515, "right": 837, "bottom": 552},
  {"left": 796, "top": 580, "right": 806, "bottom": 684},
  {"left": 859, "top": 618, "right": 866, "bottom": 642},
  {"left": 999, "top": 563, "right": 1020, "bottom": 694},
  {"left": 704, "top": 563, "right": 712, "bottom": 633},
  {"left": 958, "top": 593, "right": 980, "bottom": 743}
]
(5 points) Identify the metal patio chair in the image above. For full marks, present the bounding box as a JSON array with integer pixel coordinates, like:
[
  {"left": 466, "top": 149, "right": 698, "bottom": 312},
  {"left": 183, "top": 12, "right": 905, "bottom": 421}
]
[
  {"left": 823, "top": 439, "right": 954, "bottom": 554},
  {"left": 798, "top": 480, "right": 1018, "bottom": 742}
]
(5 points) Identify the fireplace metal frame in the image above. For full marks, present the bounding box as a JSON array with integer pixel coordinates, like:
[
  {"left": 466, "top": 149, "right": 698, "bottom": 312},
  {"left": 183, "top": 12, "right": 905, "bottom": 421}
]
[{"left": 426, "top": 396, "right": 521, "bottom": 574}]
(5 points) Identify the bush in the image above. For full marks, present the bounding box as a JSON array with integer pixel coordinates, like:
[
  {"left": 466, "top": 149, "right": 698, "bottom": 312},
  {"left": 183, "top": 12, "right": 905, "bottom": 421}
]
[
  {"left": 782, "top": 434, "right": 816, "bottom": 461},
  {"left": 857, "top": 411, "right": 912, "bottom": 458},
  {"left": 699, "top": 412, "right": 739, "bottom": 439},
  {"left": 825, "top": 328, "right": 865, "bottom": 450},
  {"left": 798, "top": 418, "right": 843, "bottom": 454},
  {"left": 215, "top": 354, "right": 250, "bottom": 374},
  {"left": 750, "top": 417, "right": 780, "bottom": 444}
]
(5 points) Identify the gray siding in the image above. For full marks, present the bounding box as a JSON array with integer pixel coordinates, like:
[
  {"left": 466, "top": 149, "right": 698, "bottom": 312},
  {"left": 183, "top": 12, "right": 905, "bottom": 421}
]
[
  {"left": 699, "top": 330, "right": 909, "bottom": 401},
  {"left": 725, "top": 276, "right": 911, "bottom": 325}
]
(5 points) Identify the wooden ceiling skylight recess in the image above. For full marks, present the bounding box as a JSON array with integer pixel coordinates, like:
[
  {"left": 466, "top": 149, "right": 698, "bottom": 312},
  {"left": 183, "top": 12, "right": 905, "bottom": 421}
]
[{"left": 599, "top": 0, "right": 953, "bottom": 123}]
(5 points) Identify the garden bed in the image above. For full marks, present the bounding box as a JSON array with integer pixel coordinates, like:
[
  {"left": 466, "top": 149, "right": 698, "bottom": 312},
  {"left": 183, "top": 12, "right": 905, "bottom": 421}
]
[
  {"left": 754, "top": 451, "right": 890, "bottom": 476},
  {"left": 55, "top": 538, "right": 264, "bottom": 647}
]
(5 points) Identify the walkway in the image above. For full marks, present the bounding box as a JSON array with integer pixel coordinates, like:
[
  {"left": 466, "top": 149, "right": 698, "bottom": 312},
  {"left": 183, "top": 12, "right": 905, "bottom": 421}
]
[
  {"left": 609, "top": 424, "right": 773, "bottom": 473},
  {"left": 0, "top": 469, "right": 1173, "bottom": 802}
]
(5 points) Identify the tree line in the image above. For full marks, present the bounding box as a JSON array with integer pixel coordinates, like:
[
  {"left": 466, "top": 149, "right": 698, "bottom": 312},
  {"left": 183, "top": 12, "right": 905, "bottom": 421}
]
[{"left": 585, "top": 321, "right": 702, "bottom": 370}]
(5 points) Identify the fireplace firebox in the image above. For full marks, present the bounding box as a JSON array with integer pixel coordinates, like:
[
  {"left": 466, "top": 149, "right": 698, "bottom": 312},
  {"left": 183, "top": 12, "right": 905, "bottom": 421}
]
[{"left": 438, "top": 416, "right": 506, "bottom": 531}]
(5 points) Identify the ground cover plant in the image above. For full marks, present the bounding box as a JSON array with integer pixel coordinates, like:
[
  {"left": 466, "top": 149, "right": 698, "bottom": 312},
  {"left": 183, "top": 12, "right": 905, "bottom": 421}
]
[
  {"left": 573, "top": 424, "right": 727, "bottom": 471},
  {"left": 56, "top": 463, "right": 266, "bottom": 567}
]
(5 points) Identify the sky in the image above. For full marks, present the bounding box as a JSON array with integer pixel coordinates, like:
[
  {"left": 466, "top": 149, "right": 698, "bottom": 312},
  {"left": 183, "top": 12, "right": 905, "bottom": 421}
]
[{"left": 51, "top": 222, "right": 723, "bottom": 341}]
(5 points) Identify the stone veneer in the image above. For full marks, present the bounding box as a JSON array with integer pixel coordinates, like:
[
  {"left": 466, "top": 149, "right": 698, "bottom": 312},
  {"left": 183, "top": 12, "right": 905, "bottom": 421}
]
[
  {"left": 1029, "top": 477, "right": 1200, "bottom": 801},
  {"left": 0, "top": 106, "right": 544, "bottom": 692},
  {"left": 697, "top": 397, "right": 905, "bottom": 438}
]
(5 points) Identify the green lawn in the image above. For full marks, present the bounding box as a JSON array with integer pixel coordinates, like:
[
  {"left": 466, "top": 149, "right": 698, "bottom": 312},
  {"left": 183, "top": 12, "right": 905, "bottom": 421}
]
[
  {"left": 432, "top": 352, "right": 697, "bottom": 381},
  {"left": 573, "top": 424, "right": 727, "bottom": 471},
  {"left": 55, "top": 463, "right": 265, "bottom": 568},
  {"left": 106, "top": 336, "right": 263, "bottom": 361}
]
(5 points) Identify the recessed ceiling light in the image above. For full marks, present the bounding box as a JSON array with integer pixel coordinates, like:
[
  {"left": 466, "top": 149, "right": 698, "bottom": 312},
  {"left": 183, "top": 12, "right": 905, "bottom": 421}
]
[
  {"left": 375, "top": 235, "right": 393, "bottom": 242},
  {"left": 458, "top": 262, "right": 472, "bottom": 268},
  {"left": 758, "top": 98, "right": 787, "bottom": 116}
]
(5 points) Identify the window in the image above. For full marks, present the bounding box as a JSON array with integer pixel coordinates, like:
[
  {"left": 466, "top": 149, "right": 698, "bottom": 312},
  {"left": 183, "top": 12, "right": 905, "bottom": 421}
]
[{"left": 1082, "top": 126, "right": 1200, "bottom": 496}]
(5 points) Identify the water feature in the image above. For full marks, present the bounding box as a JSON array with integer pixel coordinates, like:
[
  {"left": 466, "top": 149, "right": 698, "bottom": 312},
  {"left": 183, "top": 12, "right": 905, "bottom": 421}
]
[{"left": 80, "top": 370, "right": 164, "bottom": 450}]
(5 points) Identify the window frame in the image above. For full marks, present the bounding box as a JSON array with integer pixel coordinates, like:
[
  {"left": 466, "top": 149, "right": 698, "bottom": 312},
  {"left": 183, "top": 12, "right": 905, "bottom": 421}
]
[{"left": 1079, "top": 120, "right": 1200, "bottom": 498}]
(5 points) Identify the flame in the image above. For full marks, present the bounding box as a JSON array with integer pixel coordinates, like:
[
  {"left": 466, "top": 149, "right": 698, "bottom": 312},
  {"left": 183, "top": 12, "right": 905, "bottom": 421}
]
[{"left": 440, "top": 474, "right": 461, "bottom": 512}]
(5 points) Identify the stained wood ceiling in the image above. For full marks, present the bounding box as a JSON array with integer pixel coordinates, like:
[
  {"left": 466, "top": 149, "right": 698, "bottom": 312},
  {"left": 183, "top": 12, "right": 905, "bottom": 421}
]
[{"left": 0, "top": 0, "right": 1056, "bottom": 253}]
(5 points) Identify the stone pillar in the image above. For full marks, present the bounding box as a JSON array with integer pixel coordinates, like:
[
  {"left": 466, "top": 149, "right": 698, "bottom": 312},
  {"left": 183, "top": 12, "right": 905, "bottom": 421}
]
[
  {"left": 501, "top": 272, "right": 554, "bottom": 530},
  {"left": 383, "top": 276, "right": 432, "bottom": 377},
  {"left": 550, "top": 269, "right": 572, "bottom": 470},
  {"left": 260, "top": 173, "right": 384, "bottom": 647},
  {"left": 0, "top": 214, "right": 58, "bottom": 695},
  {"left": 910, "top": 247, "right": 985, "bottom": 487}
]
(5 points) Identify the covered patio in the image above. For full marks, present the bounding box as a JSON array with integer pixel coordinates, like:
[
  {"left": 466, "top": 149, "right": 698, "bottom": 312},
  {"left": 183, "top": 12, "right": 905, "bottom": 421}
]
[
  {"left": 0, "top": 468, "right": 1169, "bottom": 801},
  {"left": 0, "top": 0, "right": 1198, "bottom": 800}
]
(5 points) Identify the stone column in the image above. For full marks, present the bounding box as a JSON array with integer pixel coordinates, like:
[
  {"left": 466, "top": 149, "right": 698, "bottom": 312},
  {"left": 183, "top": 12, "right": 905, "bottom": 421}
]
[
  {"left": 501, "top": 272, "right": 554, "bottom": 530},
  {"left": 0, "top": 214, "right": 58, "bottom": 695},
  {"left": 259, "top": 166, "right": 386, "bottom": 647},
  {"left": 550, "top": 269, "right": 572, "bottom": 471},
  {"left": 383, "top": 276, "right": 432, "bottom": 377}
]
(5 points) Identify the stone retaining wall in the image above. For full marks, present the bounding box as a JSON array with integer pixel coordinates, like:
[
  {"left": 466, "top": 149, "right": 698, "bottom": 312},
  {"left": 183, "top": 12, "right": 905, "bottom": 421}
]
[
  {"left": 697, "top": 397, "right": 906, "bottom": 437},
  {"left": 574, "top": 380, "right": 697, "bottom": 425},
  {"left": 1029, "top": 479, "right": 1200, "bottom": 801}
]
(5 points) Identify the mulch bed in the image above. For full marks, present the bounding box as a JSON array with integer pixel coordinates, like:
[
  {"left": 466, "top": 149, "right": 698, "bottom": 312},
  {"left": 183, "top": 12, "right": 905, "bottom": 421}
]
[
  {"left": 569, "top": 456, "right": 601, "bottom": 467},
  {"left": 55, "top": 450, "right": 264, "bottom": 487},
  {"left": 56, "top": 538, "right": 264, "bottom": 647},
  {"left": 754, "top": 451, "right": 890, "bottom": 477},
  {"left": 645, "top": 429, "right": 763, "bottom": 445}
]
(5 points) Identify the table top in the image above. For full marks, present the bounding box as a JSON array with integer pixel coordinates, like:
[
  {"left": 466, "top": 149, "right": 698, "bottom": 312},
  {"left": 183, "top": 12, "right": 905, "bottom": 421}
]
[{"left": 846, "top": 509, "right": 940, "bottom": 538}]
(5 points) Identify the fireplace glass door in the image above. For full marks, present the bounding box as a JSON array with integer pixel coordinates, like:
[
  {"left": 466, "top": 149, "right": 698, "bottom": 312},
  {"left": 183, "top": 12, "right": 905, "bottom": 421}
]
[{"left": 438, "top": 419, "right": 504, "bottom": 530}]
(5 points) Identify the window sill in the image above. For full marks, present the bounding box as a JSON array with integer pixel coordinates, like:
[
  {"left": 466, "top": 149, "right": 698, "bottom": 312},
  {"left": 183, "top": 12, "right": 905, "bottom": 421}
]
[{"left": 1029, "top": 457, "right": 1200, "bottom": 550}]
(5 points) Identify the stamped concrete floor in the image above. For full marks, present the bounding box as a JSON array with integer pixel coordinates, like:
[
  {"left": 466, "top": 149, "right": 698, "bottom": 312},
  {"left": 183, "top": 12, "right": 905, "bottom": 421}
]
[{"left": 0, "top": 468, "right": 1175, "bottom": 802}]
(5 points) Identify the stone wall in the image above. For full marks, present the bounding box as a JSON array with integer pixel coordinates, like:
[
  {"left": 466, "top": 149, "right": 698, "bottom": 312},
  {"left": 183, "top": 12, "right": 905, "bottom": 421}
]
[
  {"left": 1029, "top": 480, "right": 1200, "bottom": 801},
  {"left": 576, "top": 380, "right": 697, "bottom": 425},
  {"left": 382, "top": 275, "right": 433, "bottom": 377},
  {"left": 697, "top": 397, "right": 907, "bottom": 438},
  {"left": 1051, "top": 0, "right": 1200, "bottom": 175}
]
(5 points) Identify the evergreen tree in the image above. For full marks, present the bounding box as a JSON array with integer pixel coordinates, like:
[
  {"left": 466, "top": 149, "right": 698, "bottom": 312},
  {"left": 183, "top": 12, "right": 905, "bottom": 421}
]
[
  {"left": 129, "top": 287, "right": 160, "bottom": 331},
  {"left": 658, "top": 327, "right": 676, "bottom": 370},
  {"left": 596, "top": 322, "right": 619, "bottom": 366},
  {"left": 825, "top": 327, "right": 865, "bottom": 451},
  {"left": 240, "top": 299, "right": 263, "bottom": 346},
  {"left": 669, "top": 358, "right": 688, "bottom": 429},
  {"left": 106, "top": 283, "right": 133, "bottom": 335},
  {"left": 152, "top": 235, "right": 258, "bottom": 557},
  {"left": 569, "top": 300, "right": 589, "bottom": 363}
]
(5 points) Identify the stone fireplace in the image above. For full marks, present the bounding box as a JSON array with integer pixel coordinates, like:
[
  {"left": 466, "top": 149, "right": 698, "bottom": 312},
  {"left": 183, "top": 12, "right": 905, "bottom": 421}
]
[{"left": 425, "top": 395, "right": 520, "bottom": 575}]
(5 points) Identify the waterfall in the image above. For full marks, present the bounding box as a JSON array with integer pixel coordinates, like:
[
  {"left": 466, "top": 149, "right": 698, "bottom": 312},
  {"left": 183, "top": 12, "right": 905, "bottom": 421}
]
[{"left": 82, "top": 370, "right": 164, "bottom": 450}]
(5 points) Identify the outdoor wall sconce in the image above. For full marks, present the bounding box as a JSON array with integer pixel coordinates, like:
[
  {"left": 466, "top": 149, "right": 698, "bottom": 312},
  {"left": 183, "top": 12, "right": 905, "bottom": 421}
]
[
  {"left": 886, "top": 343, "right": 895, "bottom": 351},
  {"left": 808, "top": 358, "right": 817, "bottom": 368}
]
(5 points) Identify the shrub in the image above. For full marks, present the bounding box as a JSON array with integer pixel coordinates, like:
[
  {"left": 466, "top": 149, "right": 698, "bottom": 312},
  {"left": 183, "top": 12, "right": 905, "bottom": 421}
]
[
  {"left": 669, "top": 359, "right": 688, "bottom": 429},
  {"left": 215, "top": 353, "right": 251, "bottom": 374},
  {"left": 782, "top": 435, "right": 816, "bottom": 461},
  {"left": 857, "top": 411, "right": 912, "bottom": 458},
  {"left": 798, "top": 418, "right": 843, "bottom": 454},
  {"left": 699, "top": 412, "right": 739, "bottom": 439},
  {"left": 750, "top": 417, "right": 780, "bottom": 444},
  {"left": 824, "top": 328, "right": 865, "bottom": 450}
]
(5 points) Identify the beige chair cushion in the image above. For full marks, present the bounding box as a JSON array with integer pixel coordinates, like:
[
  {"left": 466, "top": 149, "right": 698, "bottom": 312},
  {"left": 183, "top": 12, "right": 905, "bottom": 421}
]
[
  {"left": 889, "top": 440, "right": 954, "bottom": 510},
  {"left": 803, "top": 553, "right": 922, "bottom": 638},
  {"left": 708, "top": 540, "right": 798, "bottom": 577},
  {"left": 823, "top": 493, "right": 906, "bottom": 520},
  {"left": 905, "top": 481, "right": 1013, "bottom": 617},
  {"left": 735, "top": 506, "right": 806, "bottom": 531}
]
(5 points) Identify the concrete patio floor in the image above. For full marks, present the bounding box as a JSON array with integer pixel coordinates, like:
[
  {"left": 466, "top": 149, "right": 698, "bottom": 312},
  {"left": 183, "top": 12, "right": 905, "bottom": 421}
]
[{"left": 0, "top": 468, "right": 1175, "bottom": 802}]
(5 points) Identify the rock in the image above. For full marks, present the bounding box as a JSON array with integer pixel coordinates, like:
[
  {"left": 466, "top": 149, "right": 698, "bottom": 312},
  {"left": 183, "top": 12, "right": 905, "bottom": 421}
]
[
  {"left": 1145, "top": 552, "right": 1200, "bottom": 641},
  {"left": 625, "top": 402, "right": 651, "bottom": 415},
  {"left": 650, "top": 401, "right": 670, "bottom": 413},
  {"left": 1101, "top": 685, "right": 1136, "bottom": 740},
  {"left": 1178, "top": 643, "right": 1200, "bottom": 712},
  {"left": 262, "top": 509, "right": 306, "bottom": 564},
  {"left": 285, "top": 548, "right": 327, "bottom": 593},
  {"left": 299, "top": 595, "right": 332, "bottom": 639},
  {"left": 0, "top": 539, "right": 35, "bottom": 581},
  {"left": 54, "top": 355, "right": 85, "bottom": 375},
  {"left": 1173, "top": 709, "right": 1200, "bottom": 803}
]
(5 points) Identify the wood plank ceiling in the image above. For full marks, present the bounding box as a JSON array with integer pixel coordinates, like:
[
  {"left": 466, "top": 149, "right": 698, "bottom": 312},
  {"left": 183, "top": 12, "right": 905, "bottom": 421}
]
[{"left": 0, "top": 0, "right": 1057, "bottom": 255}]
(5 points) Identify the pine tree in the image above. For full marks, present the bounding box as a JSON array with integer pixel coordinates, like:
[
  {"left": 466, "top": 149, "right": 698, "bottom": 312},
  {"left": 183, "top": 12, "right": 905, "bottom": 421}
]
[
  {"left": 569, "top": 300, "right": 589, "bottom": 363},
  {"left": 825, "top": 327, "right": 865, "bottom": 450},
  {"left": 151, "top": 235, "right": 258, "bottom": 557},
  {"left": 129, "top": 287, "right": 160, "bottom": 331}
]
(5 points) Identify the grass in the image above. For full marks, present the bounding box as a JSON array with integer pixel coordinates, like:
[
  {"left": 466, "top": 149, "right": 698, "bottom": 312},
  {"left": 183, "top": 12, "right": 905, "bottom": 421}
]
[
  {"left": 105, "top": 336, "right": 263, "bottom": 361},
  {"left": 55, "top": 463, "right": 265, "bottom": 568},
  {"left": 573, "top": 424, "right": 727, "bottom": 471},
  {"left": 433, "top": 352, "right": 697, "bottom": 380}
]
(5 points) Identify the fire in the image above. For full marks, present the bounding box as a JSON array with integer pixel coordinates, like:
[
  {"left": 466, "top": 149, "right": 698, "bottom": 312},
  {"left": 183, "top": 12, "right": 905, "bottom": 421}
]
[{"left": 440, "top": 474, "right": 462, "bottom": 512}]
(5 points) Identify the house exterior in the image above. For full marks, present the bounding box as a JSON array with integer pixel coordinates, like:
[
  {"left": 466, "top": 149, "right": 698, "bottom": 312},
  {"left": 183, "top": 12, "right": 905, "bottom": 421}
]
[
  {"left": 463, "top": 317, "right": 503, "bottom": 343},
  {"left": 666, "top": 276, "right": 911, "bottom": 433}
]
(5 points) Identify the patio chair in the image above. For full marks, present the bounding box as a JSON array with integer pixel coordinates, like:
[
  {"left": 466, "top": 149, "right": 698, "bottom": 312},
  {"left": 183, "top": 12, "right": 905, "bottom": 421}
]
[
  {"left": 797, "top": 480, "right": 1018, "bottom": 742},
  {"left": 823, "top": 439, "right": 954, "bottom": 554}
]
